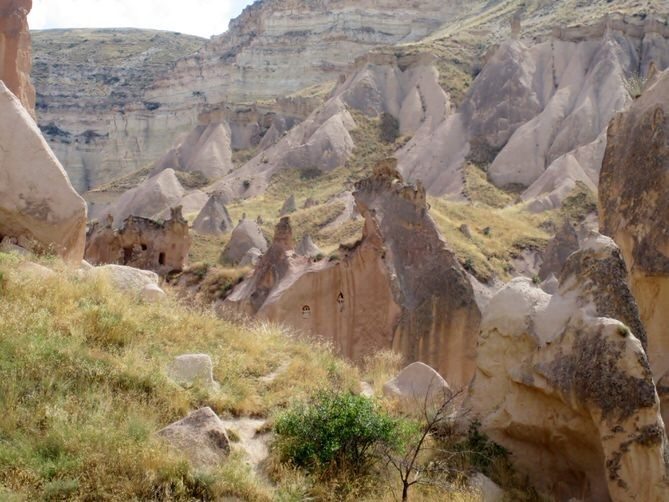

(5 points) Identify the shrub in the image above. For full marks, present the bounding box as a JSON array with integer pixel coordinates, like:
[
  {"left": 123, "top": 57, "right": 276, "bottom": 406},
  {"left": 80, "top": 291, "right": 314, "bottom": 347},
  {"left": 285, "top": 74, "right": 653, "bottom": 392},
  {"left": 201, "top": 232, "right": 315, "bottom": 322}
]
[
  {"left": 274, "top": 391, "right": 399, "bottom": 475},
  {"left": 379, "top": 113, "right": 399, "bottom": 144}
]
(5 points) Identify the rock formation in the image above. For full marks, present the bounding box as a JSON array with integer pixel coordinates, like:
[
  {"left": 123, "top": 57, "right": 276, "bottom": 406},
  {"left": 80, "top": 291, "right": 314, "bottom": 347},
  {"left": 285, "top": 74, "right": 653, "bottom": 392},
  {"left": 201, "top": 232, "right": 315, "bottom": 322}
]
[
  {"left": 93, "top": 168, "right": 207, "bottom": 226},
  {"left": 470, "top": 234, "right": 668, "bottom": 500},
  {"left": 382, "top": 362, "right": 451, "bottom": 406},
  {"left": 157, "top": 407, "right": 230, "bottom": 468},
  {"left": 0, "top": 82, "right": 87, "bottom": 262},
  {"left": 538, "top": 220, "right": 579, "bottom": 280},
  {"left": 600, "top": 67, "right": 669, "bottom": 425},
  {"left": 33, "top": 0, "right": 461, "bottom": 191},
  {"left": 85, "top": 207, "right": 191, "bottom": 275},
  {"left": 0, "top": 0, "right": 34, "bottom": 115},
  {"left": 220, "top": 218, "right": 268, "bottom": 266},
  {"left": 192, "top": 192, "right": 233, "bottom": 235},
  {"left": 151, "top": 121, "right": 234, "bottom": 181},
  {"left": 146, "top": 0, "right": 460, "bottom": 107},
  {"left": 399, "top": 13, "right": 669, "bottom": 208},
  {"left": 225, "top": 161, "right": 481, "bottom": 388},
  {"left": 167, "top": 354, "right": 219, "bottom": 390},
  {"left": 295, "top": 235, "right": 322, "bottom": 258},
  {"left": 209, "top": 52, "right": 451, "bottom": 199},
  {"left": 279, "top": 194, "right": 297, "bottom": 216}
]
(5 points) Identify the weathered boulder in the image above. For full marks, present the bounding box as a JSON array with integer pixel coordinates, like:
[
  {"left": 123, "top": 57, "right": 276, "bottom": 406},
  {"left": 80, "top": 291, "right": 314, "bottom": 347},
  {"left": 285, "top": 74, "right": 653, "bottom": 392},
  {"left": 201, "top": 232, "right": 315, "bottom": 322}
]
[
  {"left": 382, "top": 362, "right": 450, "bottom": 406},
  {"left": 226, "top": 161, "right": 481, "bottom": 388},
  {"left": 157, "top": 407, "right": 230, "bottom": 467},
  {"left": 600, "top": 68, "right": 669, "bottom": 425},
  {"left": 167, "top": 354, "right": 218, "bottom": 389},
  {"left": 0, "top": 82, "right": 87, "bottom": 262},
  {"left": 469, "top": 234, "right": 668, "bottom": 501},
  {"left": 220, "top": 218, "right": 268, "bottom": 265},
  {"left": 192, "top": 192, "right": 233, "bottom": 235},
  {"left": 0, "top": 236, "right": 29, "bottom": 256},
  {"left": 141, "top": 283, "right": 167, "bottom": 303},
  {"left": 0, "top": 0, "right": 34, "bottom": 115},
  {"left": 88, "top": 264, "right": 159, "bottom": 295},
  {"left": 85, "top": 207, "right": 191, "bottom": 275}
]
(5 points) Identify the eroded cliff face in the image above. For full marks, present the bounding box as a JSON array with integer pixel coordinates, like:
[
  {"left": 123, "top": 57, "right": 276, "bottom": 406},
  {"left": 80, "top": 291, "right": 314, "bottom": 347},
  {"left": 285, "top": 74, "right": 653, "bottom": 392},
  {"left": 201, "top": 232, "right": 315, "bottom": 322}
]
[
  {"left": 146, "top": 0, "right": 465, "bottom": 107},
  {"left": 470, "top": 234, "right": 669, "bottom": 501},
  {"left": 600, "top": 67, "right": 669, "bottom": 427},
  {"left": 32, "top": 0, "right": 465, "bottom": 193},
  {"left": 225, "top": 161, "right": 481, "bottom": 389},
  {"left": 399, "top": 12, "right": 669, "bottom": 208},
  {"left": 0, "top": 0, "right": 34, "bottom": 115}
]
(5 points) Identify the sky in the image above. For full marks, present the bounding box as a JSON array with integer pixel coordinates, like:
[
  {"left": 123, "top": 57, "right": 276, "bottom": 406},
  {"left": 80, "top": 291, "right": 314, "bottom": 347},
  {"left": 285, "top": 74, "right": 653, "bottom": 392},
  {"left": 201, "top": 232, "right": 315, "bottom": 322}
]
[{"left": 29, "top": 0, "right": 256, "bottom": 39}]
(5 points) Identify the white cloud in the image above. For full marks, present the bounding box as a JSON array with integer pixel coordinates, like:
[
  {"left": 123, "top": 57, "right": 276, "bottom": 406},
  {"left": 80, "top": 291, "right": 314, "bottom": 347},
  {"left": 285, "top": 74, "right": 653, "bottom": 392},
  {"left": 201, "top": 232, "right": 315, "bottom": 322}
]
[{"left": 29, "top": 0, "right": 254, "bottom": 38}]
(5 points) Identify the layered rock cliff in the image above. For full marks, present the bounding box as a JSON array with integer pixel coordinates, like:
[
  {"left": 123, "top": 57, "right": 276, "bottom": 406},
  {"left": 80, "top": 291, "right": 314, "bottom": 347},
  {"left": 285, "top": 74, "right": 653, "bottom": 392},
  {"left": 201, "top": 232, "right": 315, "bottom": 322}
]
[{"left": 32, "top": 0, "right": 467, "bottom": 192}]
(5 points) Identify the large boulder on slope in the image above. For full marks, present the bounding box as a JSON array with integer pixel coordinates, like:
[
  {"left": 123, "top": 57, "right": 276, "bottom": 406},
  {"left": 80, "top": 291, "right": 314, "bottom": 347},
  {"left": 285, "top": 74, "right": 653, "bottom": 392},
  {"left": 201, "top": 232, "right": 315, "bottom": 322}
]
[
  {"left": 600, "top": 67, "right": 669, "bottom": 427},
  {"left": 220, "top": 218, "right": 268, "bottom": 265},
  {"left": 382, "top": 362, "right": 451, "bottom": 406},
  {"left": 157, "top": 407, "right": 230, "bottom": 467},
  {"left": 469, "top": 234, "right": 668, "bottom": 501},
  {"left": 0, "top": 82, "right": 87, "bottom": 262}
]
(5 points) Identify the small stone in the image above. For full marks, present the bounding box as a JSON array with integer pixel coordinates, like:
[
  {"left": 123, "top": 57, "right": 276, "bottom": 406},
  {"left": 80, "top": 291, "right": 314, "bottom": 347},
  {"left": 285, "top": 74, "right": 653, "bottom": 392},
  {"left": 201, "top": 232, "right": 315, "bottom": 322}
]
[{"left": 168, "top": 354, "right": 218, "bottom": 389}]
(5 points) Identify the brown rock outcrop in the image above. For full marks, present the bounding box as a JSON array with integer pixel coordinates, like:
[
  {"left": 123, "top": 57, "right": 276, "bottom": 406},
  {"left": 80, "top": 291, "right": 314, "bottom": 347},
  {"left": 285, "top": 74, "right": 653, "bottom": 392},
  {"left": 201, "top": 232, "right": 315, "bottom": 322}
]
[
  {"left": 85, "top": 207, "right": 191, "bottom": 275},
  {"left": 470, "top": 234, "right": 668, "bottom": 501},
  {"left": 225, "top": 160, "right": 481, "bottom": 388},
  {"left": 0, "top": 0, "right": 34, "bottom": 116},
  {"left": 0, "top": 82, "right": 86, "bottom": 262},
  {"left": 600, "top": 67, "right": 669, "bottom": 426}
]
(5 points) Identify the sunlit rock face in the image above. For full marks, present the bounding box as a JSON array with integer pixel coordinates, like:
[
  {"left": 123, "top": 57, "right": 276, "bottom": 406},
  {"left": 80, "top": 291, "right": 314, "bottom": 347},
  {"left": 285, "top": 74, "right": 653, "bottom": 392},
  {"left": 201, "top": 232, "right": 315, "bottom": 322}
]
[
  {"left": 399, "top": 13, "right": 669, "bottom": 209},
  {"left": 599, "top": 67, "right": 669, "bottom": 430},
  {"left": 470, "top": 234, "right": 669, "bottom": 501},
  {"left": 32, "top": 0, "right": 463, "bottom": 192},
  {"left": 0, "top": 0, "right": 35, "bottom": 115}
]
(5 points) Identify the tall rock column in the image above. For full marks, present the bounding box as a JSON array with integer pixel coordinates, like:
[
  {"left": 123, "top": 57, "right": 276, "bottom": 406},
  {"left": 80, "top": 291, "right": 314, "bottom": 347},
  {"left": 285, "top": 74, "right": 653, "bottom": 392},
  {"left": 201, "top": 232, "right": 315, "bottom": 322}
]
[
  {"left": 0, "top": 0, "right": 35, "bottom": 116},
  {"left": 600, "top": 68, "right": 669, "bottom": 423}
]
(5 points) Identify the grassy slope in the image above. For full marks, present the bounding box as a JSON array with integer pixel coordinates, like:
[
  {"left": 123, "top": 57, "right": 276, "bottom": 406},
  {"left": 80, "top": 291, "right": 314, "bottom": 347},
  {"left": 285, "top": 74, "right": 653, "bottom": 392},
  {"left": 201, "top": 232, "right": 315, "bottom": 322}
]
[
  {"left": 0, "top": 252, "right": 531, "bottom": 501},
  {"left": 0, "top": 252, "right": 362, "bottom": 500}
]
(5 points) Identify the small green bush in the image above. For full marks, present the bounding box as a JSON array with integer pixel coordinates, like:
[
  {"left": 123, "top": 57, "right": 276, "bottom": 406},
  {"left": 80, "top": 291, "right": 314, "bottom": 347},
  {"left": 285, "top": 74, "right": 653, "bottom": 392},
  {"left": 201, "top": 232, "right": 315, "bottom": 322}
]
[{"left": 274, "top": 391, "right": 399, "bottom": 474}]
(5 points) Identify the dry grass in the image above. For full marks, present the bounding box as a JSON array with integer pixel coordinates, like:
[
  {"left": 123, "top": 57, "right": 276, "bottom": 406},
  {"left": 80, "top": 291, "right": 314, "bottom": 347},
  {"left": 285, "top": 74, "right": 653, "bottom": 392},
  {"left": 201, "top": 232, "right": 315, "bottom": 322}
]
[
  {"left": 0, "top": 251, "right": 360, "bottom": 500},
  {"left": 429, "top": 197, "right": 550, "bottom": 282}
]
